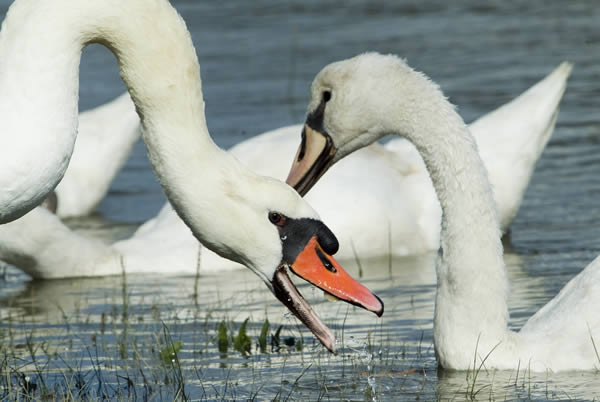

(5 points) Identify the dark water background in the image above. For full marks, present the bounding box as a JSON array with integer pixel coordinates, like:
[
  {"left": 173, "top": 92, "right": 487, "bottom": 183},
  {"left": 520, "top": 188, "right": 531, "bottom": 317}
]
[{"left": 1, "top": 0, "right": 600, "bottom": 400}]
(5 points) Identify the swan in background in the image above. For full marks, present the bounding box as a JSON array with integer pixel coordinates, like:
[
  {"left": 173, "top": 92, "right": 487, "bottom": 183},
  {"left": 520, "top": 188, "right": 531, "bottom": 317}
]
[
  {"left": 0, "top": 60, "right": 572, "bottom": 278},
  {"left": 0, "top": 0, "right": 385, "bottom": 352},
  {"left": 284, "top": 52, "right": 600, "bottom": 371},
  {"left": 54, "top": 93, "right": 140, "bottom": 218}
]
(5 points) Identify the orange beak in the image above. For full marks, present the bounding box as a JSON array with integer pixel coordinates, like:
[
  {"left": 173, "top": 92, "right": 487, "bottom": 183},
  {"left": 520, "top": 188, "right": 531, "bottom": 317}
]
[
  {"left": 271, "top": 216, "right": 383, "bottom": 353},
  {"left": 290, "top": 236, "right": 384, "bottom": 316}
]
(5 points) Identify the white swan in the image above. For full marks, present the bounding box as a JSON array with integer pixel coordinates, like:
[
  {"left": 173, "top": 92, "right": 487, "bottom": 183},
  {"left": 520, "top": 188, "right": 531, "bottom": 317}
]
[
  {"left": 284, "top": 53, "right": 599, "bottom": 371},
  {"left": 0, "top": 0, "right": 384, "bottom": 351}
]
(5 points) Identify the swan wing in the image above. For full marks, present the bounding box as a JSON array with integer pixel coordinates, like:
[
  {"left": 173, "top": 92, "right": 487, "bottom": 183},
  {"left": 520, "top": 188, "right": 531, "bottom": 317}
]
[{"left": 473, "top": 62, "right": 572, "bottom": 229}]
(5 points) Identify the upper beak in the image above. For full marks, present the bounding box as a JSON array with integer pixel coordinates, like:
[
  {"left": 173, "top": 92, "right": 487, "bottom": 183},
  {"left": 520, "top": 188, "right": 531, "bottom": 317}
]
[
  {"left": 291, "top": 237, "right": 383, "bottom": 316},
  {"left": 285, "top": 124, "right": 336, "bottom": 196}
]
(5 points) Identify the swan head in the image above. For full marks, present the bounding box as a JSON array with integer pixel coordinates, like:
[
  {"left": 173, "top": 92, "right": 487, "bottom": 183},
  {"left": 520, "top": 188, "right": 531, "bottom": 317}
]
[
  {"left": 286, "top": 52, "right": 434, "bottom": 194},
  {"left": 202, "top": 170, "right": 383, "bottom": 353}
]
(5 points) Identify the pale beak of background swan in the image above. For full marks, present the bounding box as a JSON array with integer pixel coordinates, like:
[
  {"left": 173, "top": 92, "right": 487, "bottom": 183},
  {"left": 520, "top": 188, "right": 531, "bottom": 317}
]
[
  {"left": 286, "top": 101, "right": 337, "bottom": 196},
  {"left": 269, "top": 214, "right": 383, "bottom": 352}
]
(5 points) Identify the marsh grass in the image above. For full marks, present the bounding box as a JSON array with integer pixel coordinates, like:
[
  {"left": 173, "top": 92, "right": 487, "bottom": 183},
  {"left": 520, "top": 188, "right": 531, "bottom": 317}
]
[
  {"left": 1, "top": 265, "right": 599, "bottom": 401},
  {"left": 0, "top": 288, "right": 419, "bottom": 400}
]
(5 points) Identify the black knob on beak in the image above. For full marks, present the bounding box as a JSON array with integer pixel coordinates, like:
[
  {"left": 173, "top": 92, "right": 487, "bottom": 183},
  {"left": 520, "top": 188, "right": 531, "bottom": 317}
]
[{"left": 316, "top": 221, "right": 339, "bottom": 255}]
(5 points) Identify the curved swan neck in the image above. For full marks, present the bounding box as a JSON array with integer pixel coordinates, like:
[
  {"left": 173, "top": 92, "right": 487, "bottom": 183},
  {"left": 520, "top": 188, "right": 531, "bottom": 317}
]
[
  {"left": 382, "top": 68, "right": 510, "bottom": 364},
  {"left": 0, "top": 0, "right": 218, "bottom": 223},
  {"left": 1, "top": 0, "right": 289, "bottom": 274}
]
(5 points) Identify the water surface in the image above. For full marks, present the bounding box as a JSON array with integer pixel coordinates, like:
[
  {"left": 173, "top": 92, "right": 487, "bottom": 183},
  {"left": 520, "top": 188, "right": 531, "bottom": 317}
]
[{"left": 1, "top": 0, "right": 600, "bottom": 400}]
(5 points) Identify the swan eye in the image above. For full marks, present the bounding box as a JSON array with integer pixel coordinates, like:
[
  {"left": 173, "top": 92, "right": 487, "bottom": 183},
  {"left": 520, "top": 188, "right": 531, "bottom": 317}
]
[
  {"left": 322, "top": 90, "right": 332, "bottom": 103},
  {"left": 269, "top": 212, "right": 285, "bottom": 226}
]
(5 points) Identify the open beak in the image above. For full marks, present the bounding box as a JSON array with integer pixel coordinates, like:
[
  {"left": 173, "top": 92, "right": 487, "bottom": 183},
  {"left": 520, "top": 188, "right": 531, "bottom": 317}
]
[
  {"left": 285, "top": 124, "right": 336, "bottom": 196},
  {"left": 272, "top": 235, "right": 383, "bottom": 353}
]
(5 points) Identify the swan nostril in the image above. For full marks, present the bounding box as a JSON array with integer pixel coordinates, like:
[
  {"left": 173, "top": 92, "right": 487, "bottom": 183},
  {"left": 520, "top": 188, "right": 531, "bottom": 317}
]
[
  {"left": 298, "top": 128, "right": 307, "bottom": 161},
  {"left": 316, "top": 248, "right": 336, "bottom": 273}
]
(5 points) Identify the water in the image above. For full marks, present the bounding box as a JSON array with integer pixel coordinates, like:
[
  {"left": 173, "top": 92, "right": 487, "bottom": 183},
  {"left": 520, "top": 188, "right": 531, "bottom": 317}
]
[{"left": 1, "top": 0, "right": 600, "bottom": 400}]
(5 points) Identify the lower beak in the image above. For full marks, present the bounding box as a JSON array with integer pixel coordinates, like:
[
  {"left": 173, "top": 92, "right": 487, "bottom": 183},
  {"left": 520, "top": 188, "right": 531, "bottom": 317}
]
[
  {"left": 272, "top": 267, "right": 337, "bottom": 352},
  {"left": 290, "top": 237, "right": 384, "bottom": 316},
  {"left": 285, "top": 124, "right": 336, "bottom": 196}
]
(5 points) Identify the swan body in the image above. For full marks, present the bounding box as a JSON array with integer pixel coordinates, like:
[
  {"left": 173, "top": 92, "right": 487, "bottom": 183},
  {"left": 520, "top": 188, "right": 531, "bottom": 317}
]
[
  {"left": 0, "top": 0, "right": 384, "bottom": 351},
  {"left": 285, "top": 53, "right": 600, "bottom": 371},
  {"left": 0, "top": 63, "right": 571, "bottom": 276}
]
